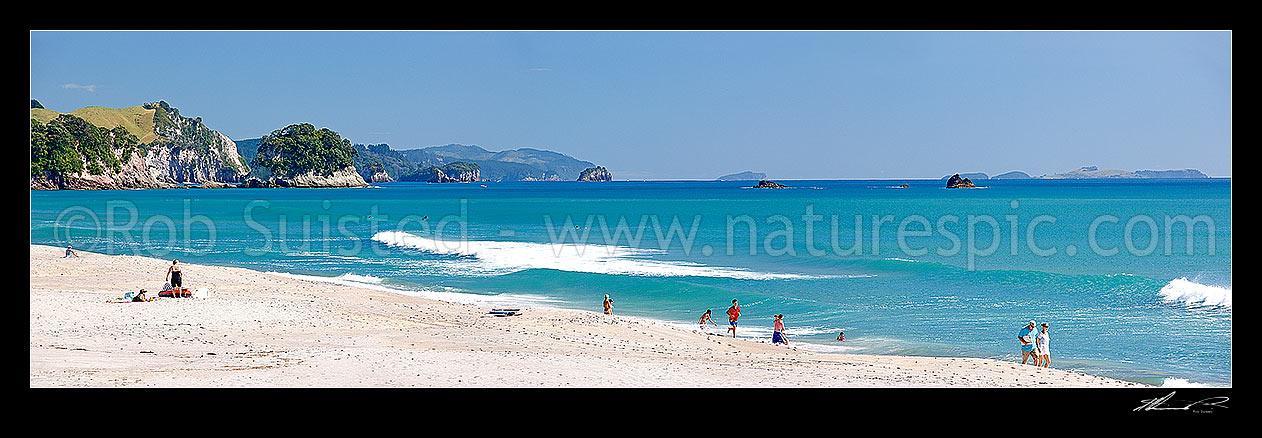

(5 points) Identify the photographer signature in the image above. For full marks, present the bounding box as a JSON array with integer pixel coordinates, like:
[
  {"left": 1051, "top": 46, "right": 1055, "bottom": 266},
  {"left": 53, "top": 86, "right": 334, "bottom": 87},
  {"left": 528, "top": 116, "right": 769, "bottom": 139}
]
[{"left": 1134, "top": 391, "right": 1229, "bottom": 413}]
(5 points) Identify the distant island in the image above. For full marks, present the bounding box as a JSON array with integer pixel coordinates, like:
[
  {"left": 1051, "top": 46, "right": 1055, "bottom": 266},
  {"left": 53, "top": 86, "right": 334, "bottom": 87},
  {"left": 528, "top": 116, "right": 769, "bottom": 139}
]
[
  {"left": 941, "top": 166, "right": 1210, "bottom": 181},
  {"left": 940, "top": 172, "right": 990, "bottom": 182},
  {"left": 992, "top": 171, "right": 1032, "bottom": 179},
  {"left": 716, "top": 171, "right": 767, "bottom": 181},
  {"left": 1036, "top": 166, "right": 1209, "bottom": 179},
  {"left": 752, "top": 180, "right": 788, "bottom": 188}
]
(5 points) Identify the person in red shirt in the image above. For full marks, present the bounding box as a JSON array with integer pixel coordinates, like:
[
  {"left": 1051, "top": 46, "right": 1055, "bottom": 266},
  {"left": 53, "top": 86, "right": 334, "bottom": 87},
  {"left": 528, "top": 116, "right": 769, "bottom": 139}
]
[{"left": 726, "top": 299, "right": 741, "bottom": 337}]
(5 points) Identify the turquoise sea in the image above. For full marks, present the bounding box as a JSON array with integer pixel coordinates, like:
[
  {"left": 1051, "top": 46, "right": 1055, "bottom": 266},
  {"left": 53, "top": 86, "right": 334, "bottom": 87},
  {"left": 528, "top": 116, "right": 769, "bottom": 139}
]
[{"left": 29, "top": 179, "right": 1232, "bottom": 386}]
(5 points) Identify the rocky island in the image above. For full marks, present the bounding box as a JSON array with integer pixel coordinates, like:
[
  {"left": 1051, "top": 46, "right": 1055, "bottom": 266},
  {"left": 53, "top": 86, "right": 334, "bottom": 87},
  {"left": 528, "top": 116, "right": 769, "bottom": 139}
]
[
  {"left": 945, "top": 174, "right": 978, "bottom": 188},
  {"left": 243, "top": 123, "right": 367, "bottom": 188},
  {"left": 753, "top": 180, "right": 788, "bottom": 188},
  {"left": 577, "top": 166, "right": 612, "bottom": 181}
]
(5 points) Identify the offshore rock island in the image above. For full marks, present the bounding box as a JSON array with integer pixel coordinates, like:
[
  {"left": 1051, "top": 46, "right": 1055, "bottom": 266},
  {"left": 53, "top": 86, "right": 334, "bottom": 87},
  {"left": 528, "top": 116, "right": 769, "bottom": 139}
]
[
  {"left": 753, "top": 180, "right": 788, "bottom": 188},
  {"left": 945, "top": 173, "right": 978, "bottom": 188},
  {"left": 577, "top": 166, "right": 613, "bottom": 181}
]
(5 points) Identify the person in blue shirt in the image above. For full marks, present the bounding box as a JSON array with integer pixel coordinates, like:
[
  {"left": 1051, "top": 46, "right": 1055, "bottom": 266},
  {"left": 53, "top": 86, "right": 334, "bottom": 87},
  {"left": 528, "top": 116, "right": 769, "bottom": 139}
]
[{"left": 1018, "top": 320, "right": 1039, "bottom": 365}]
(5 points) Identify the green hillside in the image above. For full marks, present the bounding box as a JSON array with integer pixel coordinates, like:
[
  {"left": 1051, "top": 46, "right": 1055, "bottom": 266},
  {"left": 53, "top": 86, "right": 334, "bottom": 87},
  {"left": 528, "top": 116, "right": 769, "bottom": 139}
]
[
  {"left": 399, "top": 143, "right": 595, "bottom": 181},
  {"left": 31, "top": 105, "right": 160, "bottom": 144}
]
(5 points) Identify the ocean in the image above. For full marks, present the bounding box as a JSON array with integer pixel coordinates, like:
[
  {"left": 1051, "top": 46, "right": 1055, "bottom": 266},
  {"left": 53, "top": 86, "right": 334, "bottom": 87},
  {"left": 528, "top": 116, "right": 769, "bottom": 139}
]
[{"left": 29, "top": 178, "right": 1232, "bottom": 386}]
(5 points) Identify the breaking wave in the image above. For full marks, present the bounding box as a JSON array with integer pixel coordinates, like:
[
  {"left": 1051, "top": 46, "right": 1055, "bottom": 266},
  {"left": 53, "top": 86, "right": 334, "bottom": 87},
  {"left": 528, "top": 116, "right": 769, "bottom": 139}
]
[
  {"left": 1158, "top": 277, "right": 1232, "bottom": 308},
  {"left": 370, "top": 231, "right": 853, "bottom": 280}
]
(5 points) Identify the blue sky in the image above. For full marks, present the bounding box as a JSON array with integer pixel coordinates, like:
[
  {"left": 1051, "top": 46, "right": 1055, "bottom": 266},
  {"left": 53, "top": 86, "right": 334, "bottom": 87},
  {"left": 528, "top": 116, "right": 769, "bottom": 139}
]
[{"left": 30, "top": 31, "right": 1231, "bottom": 179}]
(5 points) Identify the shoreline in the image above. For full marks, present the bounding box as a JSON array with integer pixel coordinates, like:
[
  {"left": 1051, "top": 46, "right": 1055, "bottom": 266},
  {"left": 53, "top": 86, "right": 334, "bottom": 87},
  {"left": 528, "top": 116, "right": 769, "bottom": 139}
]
[{"left": 30, "top": 244, "right": 1148, "bottom": 388}]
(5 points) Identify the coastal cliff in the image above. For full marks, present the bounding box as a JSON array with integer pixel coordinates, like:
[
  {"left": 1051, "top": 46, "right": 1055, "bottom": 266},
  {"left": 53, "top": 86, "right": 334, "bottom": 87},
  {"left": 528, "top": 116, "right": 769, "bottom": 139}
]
[
  {"left": 399, "top": 162, "right": 481, "bottom": 183},
  {"left": 240, "top": 168, "right": 368, "bottom": 188},
  {"left": 577, "top": 166, "right": 612, "bottom": 181},
  {"left": 369, "top": 169, "right": 394, "bottom": 183},
  {"left": 30, "top": 101, "right": 249, "bottom": 190}
]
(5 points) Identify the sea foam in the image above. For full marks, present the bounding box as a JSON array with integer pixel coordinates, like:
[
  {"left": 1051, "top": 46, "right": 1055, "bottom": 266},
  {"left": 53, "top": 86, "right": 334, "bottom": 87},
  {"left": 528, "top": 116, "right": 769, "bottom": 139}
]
[
  {"left": 1158, "top": 277, "right": 1232, "bottom": 308},
  {"left": 267, "top": 271, "right": 560, "bottom": 306},
  {"left": 1159, "top": 378, "right": 1218, "bottom": 388},
  {"left": 369, "top": 231, "right": 843, "bottom": 280}
]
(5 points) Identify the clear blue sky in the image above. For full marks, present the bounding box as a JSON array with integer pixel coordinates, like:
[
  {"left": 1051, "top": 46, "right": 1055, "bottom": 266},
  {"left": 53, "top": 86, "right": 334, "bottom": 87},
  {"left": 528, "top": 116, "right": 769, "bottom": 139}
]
[{"left": 30, "top": 31, "right": 1231, "bottom": 179}]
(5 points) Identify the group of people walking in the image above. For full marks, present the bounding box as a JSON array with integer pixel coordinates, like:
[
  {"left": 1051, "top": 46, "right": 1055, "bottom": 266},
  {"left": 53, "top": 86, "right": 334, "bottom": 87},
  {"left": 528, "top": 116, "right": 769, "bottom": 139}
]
[{"left": 1018, "top": 320, "right": 1052, "bottom": 367}]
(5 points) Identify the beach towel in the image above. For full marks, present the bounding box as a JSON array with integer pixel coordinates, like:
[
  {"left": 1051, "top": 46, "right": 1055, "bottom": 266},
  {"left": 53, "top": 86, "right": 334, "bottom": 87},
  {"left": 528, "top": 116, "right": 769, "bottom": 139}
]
[
  {"left": 107, "top": 292, "right": 156, "bottom": 303},
  {"left": 159, "top": 288, "right": 192, "bottom": 298}
]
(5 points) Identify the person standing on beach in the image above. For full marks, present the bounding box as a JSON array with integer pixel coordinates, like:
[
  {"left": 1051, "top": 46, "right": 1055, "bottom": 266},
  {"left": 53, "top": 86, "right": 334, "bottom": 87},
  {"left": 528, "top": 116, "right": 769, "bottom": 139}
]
[
  {"left": 1036, "top": 322, "right": 1051, "bottom": 368},
  {"left": 63, "top": 246, "right": 79, "bottom": 258},
  {"left": 603, "top": 294, "right": 613, "bottom": 315},
  {"left": 772, "top": 314, "right": 789, "bottom": 346},
  {"left": 726, "top": 300, "right": 741, "bottom": 337},
  {"left": 166, "top": 260, "right": 184, "bottom": 292},
  {"left": 1018, "top": 320, "right": 1039, "bottom": 365}
]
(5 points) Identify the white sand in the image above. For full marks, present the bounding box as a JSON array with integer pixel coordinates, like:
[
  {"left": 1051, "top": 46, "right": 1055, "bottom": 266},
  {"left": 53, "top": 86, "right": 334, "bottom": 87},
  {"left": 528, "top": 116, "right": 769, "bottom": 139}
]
[{"left": 29, "top": 244, "right": 1146, "bottom": 388}]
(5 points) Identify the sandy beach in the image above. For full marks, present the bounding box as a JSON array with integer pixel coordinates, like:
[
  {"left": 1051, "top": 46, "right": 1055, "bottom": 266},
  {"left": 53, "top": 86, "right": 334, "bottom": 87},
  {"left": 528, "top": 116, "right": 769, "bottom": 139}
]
[{"left": 29, "top": 244, "right": 1147, "bottom": 388}]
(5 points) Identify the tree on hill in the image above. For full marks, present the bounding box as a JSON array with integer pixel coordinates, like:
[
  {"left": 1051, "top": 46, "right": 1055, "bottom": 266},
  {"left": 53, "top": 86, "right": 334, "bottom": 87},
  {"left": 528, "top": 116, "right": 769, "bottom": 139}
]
[
  {"left": 251, "top": 123, "right": 357, "bottom": 177},
  {"left": 30, "top": 114, "right": 139, "bottom": 181}
]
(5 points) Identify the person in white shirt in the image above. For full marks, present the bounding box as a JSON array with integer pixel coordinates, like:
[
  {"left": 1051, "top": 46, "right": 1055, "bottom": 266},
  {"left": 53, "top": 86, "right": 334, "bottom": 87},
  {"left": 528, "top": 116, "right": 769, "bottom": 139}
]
[{"left": 1035, "top": 322, "right": 1051, "bottom": 368}]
